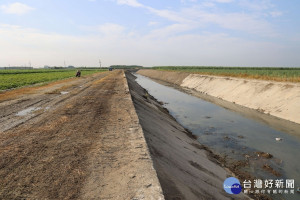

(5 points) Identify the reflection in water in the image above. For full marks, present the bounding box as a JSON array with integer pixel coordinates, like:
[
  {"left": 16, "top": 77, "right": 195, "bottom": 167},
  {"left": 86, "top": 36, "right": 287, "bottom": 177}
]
[{"left": 135, "top": 74, "right": 300, "bottom": 199}]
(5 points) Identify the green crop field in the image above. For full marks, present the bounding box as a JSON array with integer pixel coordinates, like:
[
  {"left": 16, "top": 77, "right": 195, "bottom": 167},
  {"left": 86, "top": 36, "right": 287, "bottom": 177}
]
[
  {"left": 152, "top": 66, "right": 300, "bottom": 82},
  {"left": 0, "top": 69, "right": 105, "bottom": 90}
]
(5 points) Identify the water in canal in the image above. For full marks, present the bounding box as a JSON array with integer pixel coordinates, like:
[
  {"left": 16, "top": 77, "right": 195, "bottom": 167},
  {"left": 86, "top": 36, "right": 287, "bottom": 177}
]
[{"left": 134, "top": 73, "right": 300, "bottom": 199}]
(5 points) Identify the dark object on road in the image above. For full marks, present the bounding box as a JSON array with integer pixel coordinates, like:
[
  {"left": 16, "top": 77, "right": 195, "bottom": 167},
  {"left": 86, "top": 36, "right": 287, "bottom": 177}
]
[
  {"left": 109, "top": 67, "right": 113, "bottom": 71},
  {"left": 76, "top": 70, "right": 81, "bottom": 77}
]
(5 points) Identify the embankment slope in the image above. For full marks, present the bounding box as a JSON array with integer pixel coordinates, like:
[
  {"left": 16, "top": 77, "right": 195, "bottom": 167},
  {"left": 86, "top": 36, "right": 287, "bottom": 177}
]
[
  {"left": 137, "top": 69, "right": 300, "bottom": 124},
  {"left": 126, "top": 72, "right": 248, "bottom": 200}
]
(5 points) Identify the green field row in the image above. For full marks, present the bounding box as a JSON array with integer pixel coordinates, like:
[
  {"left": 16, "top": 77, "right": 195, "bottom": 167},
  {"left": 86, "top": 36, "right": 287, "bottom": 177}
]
[
  {"left": 0, "top": 69, "right": 105, "bottom": 90},
  {"left": 152, "top": 66, "right": 300, "bottom": 82}
]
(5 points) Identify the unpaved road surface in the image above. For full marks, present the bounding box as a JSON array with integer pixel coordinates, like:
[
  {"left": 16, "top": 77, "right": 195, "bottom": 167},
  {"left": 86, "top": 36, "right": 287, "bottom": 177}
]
[{"left": 0, "top": 70, "right": 163, "bottom": 199}]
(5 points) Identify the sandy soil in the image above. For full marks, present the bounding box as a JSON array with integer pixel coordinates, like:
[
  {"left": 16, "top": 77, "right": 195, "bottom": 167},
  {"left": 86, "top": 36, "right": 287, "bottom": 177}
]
[
  {"left": 126, "top": 72, "right": 250, "bottom": 200},
  {"left": 0, "top": 70, "right": 163, "bottom": 200},
  {"left": 137, "top": 69, "right": 300, "bottom": 125}
]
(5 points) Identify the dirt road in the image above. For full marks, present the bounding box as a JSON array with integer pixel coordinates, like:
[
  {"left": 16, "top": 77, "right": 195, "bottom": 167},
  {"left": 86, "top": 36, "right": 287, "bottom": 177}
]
[{"left": 0, "top": 70, "right": 163, "bottom": 199}]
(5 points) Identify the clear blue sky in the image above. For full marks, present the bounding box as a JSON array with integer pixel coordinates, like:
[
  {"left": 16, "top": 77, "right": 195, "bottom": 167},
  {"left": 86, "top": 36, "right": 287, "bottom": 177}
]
[{"left": 0, "top": 0, "right": 299, "bottom": 67}]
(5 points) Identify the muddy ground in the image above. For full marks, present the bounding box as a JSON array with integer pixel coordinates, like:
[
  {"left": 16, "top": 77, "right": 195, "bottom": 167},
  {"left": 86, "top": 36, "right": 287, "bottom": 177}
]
[{"left": 0, "top": 70, "right": 163, "bottom": 200}]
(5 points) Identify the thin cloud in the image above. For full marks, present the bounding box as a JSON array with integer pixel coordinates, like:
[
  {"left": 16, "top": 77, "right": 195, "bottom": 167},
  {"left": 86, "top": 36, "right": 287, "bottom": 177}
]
[
  {"left": 180, "top": 0, "right": 198, "bottom": 3},
  {"left": 147, "top": 7, "right": 189, "bottom": 23},
  {"left": 148, "top": 21, "right": 159, "bottom": 26},
  {"left": 189, "top": 11, "right": 276, "bottom": 36},
  {"left": 1, "top": 23, "right": 297, "bottom": 67},
  {"left": 238, "top": 0, "right": 274, "bottom": 11},
  {"left": 213, "top": 0, "right": 234, "bottom": 3},
  {"left": 97, "top": 23, "right": 125, "bottom": 35},
  {"left": 0, "top": 1, "right": 295, "bottom": 67},
  {"left": 270, "top": 11, "right": 283, "bottom": 17},
  {"left": 80, "top": 23, "right": 125, "bottom": 35},
  {"left": 0, "top": 2, "right": 34, "bottom": 15},
  {"left": 116, "top": 0, "right": 144, "bottom": 8},
  {"left": 146, "top": 23, "right": 194, "bottom": 39},
  {"left": 113, "top": 0, "right": 278, "bottom": 37}
]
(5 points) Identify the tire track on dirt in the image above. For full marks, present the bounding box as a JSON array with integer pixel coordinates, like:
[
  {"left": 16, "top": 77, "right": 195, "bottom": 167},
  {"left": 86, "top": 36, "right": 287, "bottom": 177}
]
[
  {"left": 0, "top": 72, "right": 114, "bottom": 199},
  {"left": 0, "top": 70, "right": 163, "bottom": 200},
  {"left": 0, "top": 73, "right": 109, "bottom": 132}
]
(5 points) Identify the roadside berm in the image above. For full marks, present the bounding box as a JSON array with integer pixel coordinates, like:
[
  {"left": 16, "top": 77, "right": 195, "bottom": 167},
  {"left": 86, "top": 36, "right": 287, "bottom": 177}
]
[
  {"left": 126, "top": 71, "right": 249, "bottom": 200},
  {"left": 137, "top": 69, "right": 300, "bottom": 124}
]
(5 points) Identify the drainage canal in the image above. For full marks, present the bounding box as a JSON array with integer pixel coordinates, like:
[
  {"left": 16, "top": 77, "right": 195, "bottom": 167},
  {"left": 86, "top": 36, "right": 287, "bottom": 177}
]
[{"left": 134, "top": 73, "right": 300, "bottom": 200}]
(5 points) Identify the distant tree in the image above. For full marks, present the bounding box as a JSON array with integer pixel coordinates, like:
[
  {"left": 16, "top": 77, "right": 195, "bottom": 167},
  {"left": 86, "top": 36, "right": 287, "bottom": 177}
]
[{"left": 110, "top": 65, "right": 143, "bottom": 69}]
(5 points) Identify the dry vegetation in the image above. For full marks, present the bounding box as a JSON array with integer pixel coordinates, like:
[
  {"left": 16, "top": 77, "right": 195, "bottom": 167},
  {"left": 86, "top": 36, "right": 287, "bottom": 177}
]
[{"left": 153, "top": 66, "right": 300, "bottom": 82}]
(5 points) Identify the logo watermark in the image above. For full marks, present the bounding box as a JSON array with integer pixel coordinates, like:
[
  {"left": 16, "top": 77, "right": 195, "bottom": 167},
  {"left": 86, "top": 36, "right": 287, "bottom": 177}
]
[
  {"left": 242, "top": 179, "right": 295, "bottom": 195},
  {"left": 223, "top": 177, "right": 242, "bottom": 194},
  {"left": 224, "top": 177, "right": 297, "bottom": 195}
]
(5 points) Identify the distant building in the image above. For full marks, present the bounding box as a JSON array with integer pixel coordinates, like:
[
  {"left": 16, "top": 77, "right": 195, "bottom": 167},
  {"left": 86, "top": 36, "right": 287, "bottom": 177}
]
[{"left": 43, "top": 66, "right": 64, "bottom": 69}]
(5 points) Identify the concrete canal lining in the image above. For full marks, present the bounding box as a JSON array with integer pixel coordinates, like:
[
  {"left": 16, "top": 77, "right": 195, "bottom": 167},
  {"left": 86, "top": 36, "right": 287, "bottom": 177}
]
[
  {"left": 137, "top": 69, "right": 300, "bottom": 125},
  {"left": 126, "top": 71, "right": 249, "bottom": 200}
]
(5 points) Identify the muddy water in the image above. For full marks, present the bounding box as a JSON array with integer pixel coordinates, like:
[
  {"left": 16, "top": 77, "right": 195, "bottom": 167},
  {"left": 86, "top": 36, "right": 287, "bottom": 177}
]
[{"left": 134, "top": 74, "right": 300, "bottom": 199}]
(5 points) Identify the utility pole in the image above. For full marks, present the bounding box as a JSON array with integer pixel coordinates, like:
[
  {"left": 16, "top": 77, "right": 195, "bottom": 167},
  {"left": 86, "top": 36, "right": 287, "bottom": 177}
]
[
  {"left": 64, "top": 60, "right": 66, "bottom": 68},
  {"left": 99, "top": 59, "right": 101, "bottom": 68}
]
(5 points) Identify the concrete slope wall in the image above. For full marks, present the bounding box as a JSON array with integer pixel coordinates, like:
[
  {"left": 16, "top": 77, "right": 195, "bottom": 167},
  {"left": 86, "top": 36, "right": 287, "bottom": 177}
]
[
  {"left": 126, "top": 72, "right": 248, "bottom": 200},
  {"left": 137, "top": 69, "right": 300, "bottom": 124}
]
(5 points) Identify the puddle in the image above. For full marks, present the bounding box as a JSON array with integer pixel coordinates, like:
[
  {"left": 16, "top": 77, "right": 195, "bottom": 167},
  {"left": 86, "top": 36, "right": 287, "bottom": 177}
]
[
  {"left": 60, "top": 91, "right": 69, "bottom": 95},
  {"left": 135, "top": 73, "right": 300, "bottom": 200},
  {"left": 16, "top": 107, "right": 41, "bottom": 116}
]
